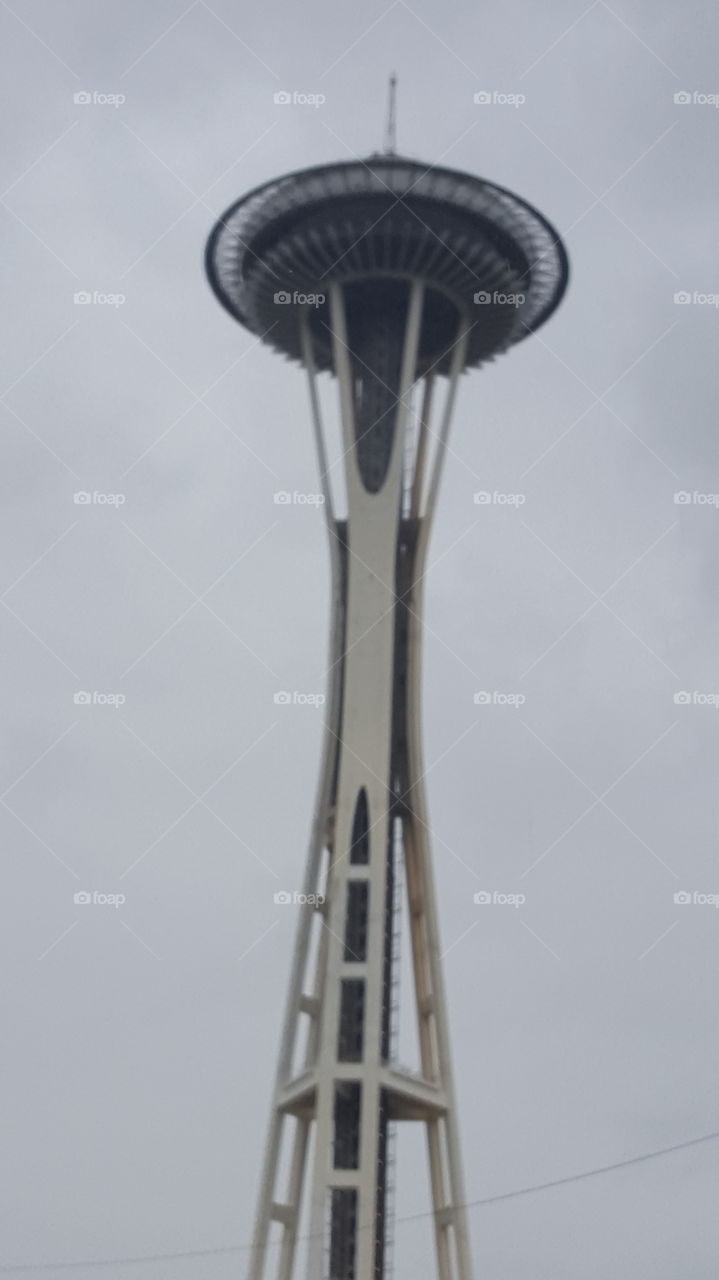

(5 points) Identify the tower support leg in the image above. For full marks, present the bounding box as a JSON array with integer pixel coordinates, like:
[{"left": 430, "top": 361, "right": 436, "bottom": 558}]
[{"left": 247, "top": 287, "right": 473, "bottom": 1280}]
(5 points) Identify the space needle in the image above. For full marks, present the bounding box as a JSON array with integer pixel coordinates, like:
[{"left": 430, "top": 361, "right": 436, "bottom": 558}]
[{"left": 205, "top": 105, "right": 568, "bottom": 1280}]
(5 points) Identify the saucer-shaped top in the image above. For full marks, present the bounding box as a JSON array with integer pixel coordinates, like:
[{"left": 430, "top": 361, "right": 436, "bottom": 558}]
[{"left": 206, "top": 154, "right": 568, "bottom": 374}]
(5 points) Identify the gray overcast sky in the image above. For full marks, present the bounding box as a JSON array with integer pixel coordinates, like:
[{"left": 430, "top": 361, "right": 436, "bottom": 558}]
[{"left": 1, "top": 0, "right": 719, "bottom": 1276}]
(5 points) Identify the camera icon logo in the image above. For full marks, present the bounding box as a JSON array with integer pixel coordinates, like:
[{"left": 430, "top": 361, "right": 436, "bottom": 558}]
[
  {"left": 73, "top": 491, "right": 92, "bottom": 504},
  {"left": 73, "top": 91, "right": 92, "bottom": 105},
  {"left": 473, "top": 91, "right": 492, "bottom": 105},
  {"left": 273, "top": 91, "right": 292, "bottom": 105},
  {"left": 674, "top": 890, "right": 692, "bottom": 904},
  {"left": 73, "top": 291, "right": 92, "bottom": 305},
  {"left": 673, "top": 691, "right": 691, "bottom": 704},
  {"left": 673, "top": 91, "right": 692, "bottom": 105},
  {"left": 273, "top": 491, "right": 291, "bottom": 504},
  {"left": 274, "top": 691, "right": 292, "bottom": 705},
  {"left": 674, "top": 291, "right": 692, "bottom": 304},
  {"left": 274, "top": 290, "right": 291, "bottom": 304},
  {"left": 73, "top": 891, "right": 92, "bottom": 904},
  {"left": 474, "top": 890, "right": 492, "bottom": 905},
  {"left": 74, "top": 691, "right": 92, "bottom": 704},
  {"left": 474, "top": 290, "right": 491, "bottom": 305},
  {"left": 473, "top": 691, "right": 491, "bottom": 704},
  {"left": 673, "top": 492, "right": 691, "bottom": 504},
  {"left": 274, "top": 890, "right": 292, "bottom": 904}
]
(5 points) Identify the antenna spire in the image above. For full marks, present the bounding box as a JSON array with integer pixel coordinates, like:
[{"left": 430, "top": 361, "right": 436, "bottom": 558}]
[{"left": 383, "top": 72, "right": 397, "bottom": 155}]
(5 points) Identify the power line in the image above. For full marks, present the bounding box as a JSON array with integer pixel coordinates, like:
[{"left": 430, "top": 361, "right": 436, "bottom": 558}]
[{"left": 2, "top": 1127, "right": 717, "bottom": 1273}]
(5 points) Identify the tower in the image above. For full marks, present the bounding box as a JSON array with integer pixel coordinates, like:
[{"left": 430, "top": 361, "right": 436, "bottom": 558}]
[{"left": 205, "top": 153, "right": 568, "bottom": 1280}]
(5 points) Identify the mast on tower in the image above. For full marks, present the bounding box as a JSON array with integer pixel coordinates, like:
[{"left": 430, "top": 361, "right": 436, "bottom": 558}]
[{"left": 383, "top": 73, "right": 397, "bottom": 155}]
